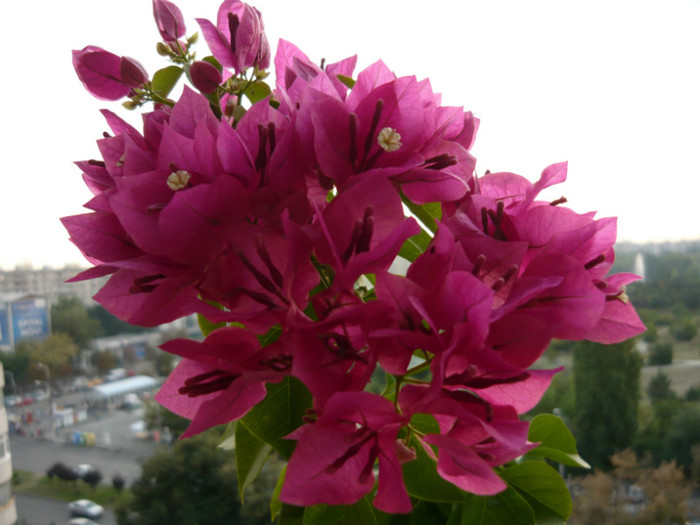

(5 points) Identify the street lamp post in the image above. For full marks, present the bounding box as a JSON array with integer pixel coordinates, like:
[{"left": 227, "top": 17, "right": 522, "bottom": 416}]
[{"left": 36, "top": 362, "right": 52, "bottom": 416}]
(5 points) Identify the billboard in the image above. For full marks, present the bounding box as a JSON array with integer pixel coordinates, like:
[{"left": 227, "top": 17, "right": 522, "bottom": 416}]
[{"left": 10, "top": 298, "right": 50, "bottom": 344}]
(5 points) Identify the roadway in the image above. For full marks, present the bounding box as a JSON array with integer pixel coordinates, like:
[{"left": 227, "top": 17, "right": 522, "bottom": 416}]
[
  {"left": 8, "top": 404, "right": 161, "bottom": 524},
  {"left": 15, "top": 493, "right": 117, "bottom": 525}
]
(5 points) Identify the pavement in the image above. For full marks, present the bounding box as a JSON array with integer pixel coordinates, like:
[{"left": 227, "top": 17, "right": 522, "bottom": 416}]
[{"left": 9, "top": 405, "right": 160, "bottom": 485}]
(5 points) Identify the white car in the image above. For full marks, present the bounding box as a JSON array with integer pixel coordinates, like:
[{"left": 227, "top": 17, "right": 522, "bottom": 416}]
[
  {"left": 68, "top": 499, "right": 104, "bottom": 519},
  {"left": 68, "top": 518, "right": 100, "bottom": 525},
  {"left": 75, "top": 464, "right": 94, "bottom": 479}
]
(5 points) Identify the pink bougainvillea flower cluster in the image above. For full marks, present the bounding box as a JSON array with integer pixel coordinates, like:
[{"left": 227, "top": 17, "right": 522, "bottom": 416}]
[{"left": 64, "top": 0, "right": 645, "bottom": 514}]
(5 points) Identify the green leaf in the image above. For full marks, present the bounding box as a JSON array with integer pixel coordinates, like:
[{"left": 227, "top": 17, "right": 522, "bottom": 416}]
[
  {"left": 258, "top": 324, "right": 282, "bottom": 347},
  {"left": 270, "top": 467, "right": 309, "bottom": 524},
  {"left": 197, "top": 312, "right": 226, "bottom": 337},
  {"left": 234, "top": 421, "right": 273, "bottom": 501},
  {"left": 401, "top": 195, "right": 442, "bottom": 233},
  {"left": 202, "top": 55, "right": 222, "bottom": 71},
  {"left": 412, "top": 500, "right": 453, "bottom": 524},
  {"left": 244, "top": 80, "right": 272, "bottom": 103},
  {"left": 279, "top": 503, "right": 305, "bottom": 525},
  {"left": 460, "top": 488, "right": 535, "bottom": 525},
  {"left": 409, "top": 413, "right": 440, "bottom": 435},
  {"left": 303, "top": 497, "right": 376, "bottom": 525},
  {"left": 336, "top": 74, "right": 356, "bottom": 89},
  {"left": 402, "top": 438, "right": 465, "bottom": 502},
  {"left": 270, "top": 465, "right": 287, "bottom": 522},
  {"left": 151, "top": 65, "right": 184, "bottom": 97},
  {"left": 526, "top": 414, "right": 591, "bottom": 469},
  {"left": 218, "top": 422, "right": 236, "bottom": 451},
  {"left": 398, "top": 229, "right": 433, "bottom": 262},
  {"left": 238, "top": 376, "right": 312, "bottom": 459},
  {"left": 500, "top": 461, "right": 572, "bottom": 521}
]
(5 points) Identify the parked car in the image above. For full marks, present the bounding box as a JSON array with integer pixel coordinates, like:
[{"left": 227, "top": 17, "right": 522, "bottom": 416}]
[
  {"left": 68, "top": 518, "right": 100, "bottom": 525},
  {"left": 75, "top": 464, "right": 95, "bottom": 479},
  {"left": 30, "top": 390, "right": 49, "bottom": 402},
  {"left": 21, "top": 394, "right": 35, "bottom": 405},
  {"left": 4, "top": 395, "right": 22, "bottom": 408},
  {"left": 70, "top": 377, "right": 91, "bottom": 392},
  {"left": 68, "top": 499, "right": 104, "bottom": 519}
]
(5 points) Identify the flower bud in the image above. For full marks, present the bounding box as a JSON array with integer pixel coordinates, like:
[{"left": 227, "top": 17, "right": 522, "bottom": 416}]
[
  {"left": 196, "top": 0, "right": 270, "bottom": 75},
  {"left": 190, "top": 60, "right": 223, "bottom": 94},
  {"left": 153, "top": 0, "right": 186, "bottom": 42},
  {"left": 72, "top": 46, "right": 131, "bottom": 100},
  {"left": 156, "top": 41, "right": 174, "bottom": 57},
  {"left": 120, "top": 56, "right": 149, "bottom": 88}
]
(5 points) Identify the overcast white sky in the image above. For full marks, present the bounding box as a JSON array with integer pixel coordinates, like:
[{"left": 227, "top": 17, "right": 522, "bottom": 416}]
[{"left": 2, "top": 0, "right": 699, "bottom": 269}]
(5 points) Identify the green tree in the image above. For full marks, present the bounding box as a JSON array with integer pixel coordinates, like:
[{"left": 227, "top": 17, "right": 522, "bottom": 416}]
[
  {"left": 573, "top": 339, "right": 642, "bottom": 469},
  {"left": 685, "top": 385, "right": 700, "bottom": 402},
  {"left": 662, "top": 403, "right": 700, "bottom": 473},
  {"left": 17, "top": 333, "right": 79, "bottom": 378},
  {"left": 0, "top": 348, "right": 31, "bottom": 389},
  {"left": 672, "top": 317, "right": 697, "bottom": 342},
  {"left": 92, "top": 350, "right": 117, "bottom": 375},
  {"left": 647, "top": 343, "right": 673, "bottom": 366},
  {"left": 51, "top": 296, "right": 102, "bottom": 347},
  {"left": 117, "top": 432, "right": 242, "bottom": 525},
  {"left": 88, "top": 304, "right": 144, "bottom": 336},
  {"left": 647, "top": 371, "right": 676, "bottom": 404}
]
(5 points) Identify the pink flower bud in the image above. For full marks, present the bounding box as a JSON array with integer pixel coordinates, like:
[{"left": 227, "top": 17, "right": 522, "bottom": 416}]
[
  {"left": 153, "top": 0, "right": 186, "bottom": 42},
  {"left": 190, "top": 61, "right": 223, "bottom": 94},
  {"left": 72, "top": 46, "right": 131, "bottom": 101},
  {"left": 119, "top": 56, "right": 149, "bottom": 88},
  {"left": 196, "top": 0, "right": 270, "bottom": 74}
]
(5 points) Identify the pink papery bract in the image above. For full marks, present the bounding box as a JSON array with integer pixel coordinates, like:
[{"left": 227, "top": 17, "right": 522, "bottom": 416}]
[{"left": 281, "top": 391, "right": 412, "bottom": 513}]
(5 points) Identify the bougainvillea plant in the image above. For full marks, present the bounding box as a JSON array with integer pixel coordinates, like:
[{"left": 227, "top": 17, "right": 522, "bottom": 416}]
[{"left": 65, "top": 0, "right": 645, "bottom": 522}]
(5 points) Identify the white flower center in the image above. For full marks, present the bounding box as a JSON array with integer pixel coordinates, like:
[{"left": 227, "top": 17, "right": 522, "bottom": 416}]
[
  {"left": 167, "top": 170, "right": 191, "bottom": 191},
  {"left": 377, "top": 127, "right": 402, "bottom": 152}
]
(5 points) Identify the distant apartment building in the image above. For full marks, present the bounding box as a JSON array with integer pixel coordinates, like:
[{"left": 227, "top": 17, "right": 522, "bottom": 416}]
[
  {"left": 0, "top": 265, "right": 105, "bottom": 307},
  {"left": 0, "top": 294, "right": 50, "bottom": 353},
  {"left": 0, "top": 363, "right": 17, "bottom": 524}
]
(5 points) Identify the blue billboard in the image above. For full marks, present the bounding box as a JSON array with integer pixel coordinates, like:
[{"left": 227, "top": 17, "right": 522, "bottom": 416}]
[{"left": 11, "top": 298, "right": 50, "bottom": 343}]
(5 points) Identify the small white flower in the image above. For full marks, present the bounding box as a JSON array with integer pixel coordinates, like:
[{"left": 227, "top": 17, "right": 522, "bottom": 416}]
[
  {"left": 377, "top": 127, "right": 402, "bottom": 152},
  {"left": 167, "top": 170, "right": 191, "bottom": 191}
]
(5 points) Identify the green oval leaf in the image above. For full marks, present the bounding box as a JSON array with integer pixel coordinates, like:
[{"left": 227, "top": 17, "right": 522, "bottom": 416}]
[
  {"left": 401, "top": 194, "right": 442, "bottom": 234},
  {"left": 402, "top": 438, "right": 465, "bottom": 502},
  {"left": 197, "top": 312, "right": 226, "bottom": 337},
  {"left": 151, "top": 65, "right": 184, "bottom": 97},
  {"left": 238, "top": 376, "right": 312, "bottom": 459},
  {"left": 270, "top": 465, "right": 287, "bottom": 522},
  {"left": 460, "top": 487, "right": 536, "bottom": 525},
  {"left": 303, "top": 497, "right": 376, "bottom": 525},
  {"left": 244, "top": 80, "right": 272, "bottom": 103},
  {"left": 234, "top": 421, "right": 273, "bottom": 501},
  {"left": 526, "top": 414, "right": 591, "bottom": 469},
  {"left": 202, "top": 55, "right": 223, "bottom": 71},
  {"left": 500, "top": 461, "right": 572, "bottom": 521},
  {"left": 399, "top": 229, "right": 433, "bottom": 262}
]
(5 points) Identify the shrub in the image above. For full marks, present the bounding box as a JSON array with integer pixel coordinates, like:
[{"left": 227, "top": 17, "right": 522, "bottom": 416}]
[
  {"left": 648, "top": 343, "right": 673, "bottom": 366},
  {"left": 673, "top": 318, "right": 697, "bottom": 341}
]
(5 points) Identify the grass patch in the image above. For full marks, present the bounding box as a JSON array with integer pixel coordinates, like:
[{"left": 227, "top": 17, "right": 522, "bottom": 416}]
[{"left": 12, "top": 470, "right": 132, "bottom": 508}]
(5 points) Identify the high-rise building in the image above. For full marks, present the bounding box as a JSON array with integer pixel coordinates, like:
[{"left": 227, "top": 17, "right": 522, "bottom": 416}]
[
  {"left": 0, "top": 265, "right": 105, "bottom": 307},
  {"left": 0, "top": 363, "right": 17, "bottom": 524}
]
